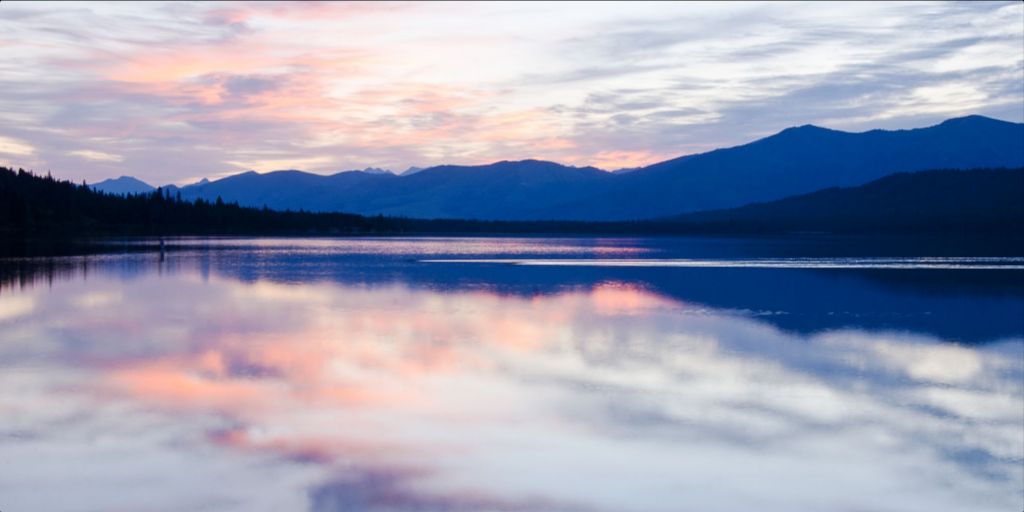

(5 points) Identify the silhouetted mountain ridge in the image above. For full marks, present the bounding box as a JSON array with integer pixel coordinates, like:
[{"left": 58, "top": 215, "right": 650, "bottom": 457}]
[
  {"left": 96, "top": 115, "right": 1023, "bottom": 220},
  {"left": 5, "top": 164, "right": 1023, "bottom": 238}
]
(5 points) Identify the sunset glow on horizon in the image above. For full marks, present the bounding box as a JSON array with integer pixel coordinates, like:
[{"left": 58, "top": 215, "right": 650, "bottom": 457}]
[{"left": 1, "top": 1, "right": 1022, "bottom": 185}]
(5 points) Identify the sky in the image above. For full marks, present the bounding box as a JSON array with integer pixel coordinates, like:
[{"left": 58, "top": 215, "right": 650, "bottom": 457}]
[{"left": 0, "top": 1, "right": 1022, "bottom": 185}]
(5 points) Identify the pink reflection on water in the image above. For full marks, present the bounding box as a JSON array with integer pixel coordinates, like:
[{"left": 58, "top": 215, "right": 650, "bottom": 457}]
[
  {"left": 590, "top": 282, "right": 675, "bottom": 315},
  {"left": 88, "top": 278, "right": 681, "bottom": 477},
  {"left": 1, "top": 256, "right": 1020, "bottom": 512}
]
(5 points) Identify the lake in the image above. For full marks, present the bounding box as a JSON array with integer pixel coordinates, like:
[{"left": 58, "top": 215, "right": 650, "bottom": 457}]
[{"left": 1, "top": 236, "right": 1021, "bottom": 512}]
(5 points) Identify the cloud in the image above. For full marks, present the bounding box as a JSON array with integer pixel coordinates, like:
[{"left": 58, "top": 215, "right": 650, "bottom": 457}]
[
  {"left": 222, "top": 74, "right": 282, "bottom": 99},
  {"left": 0, "top": 1, "right": 1020, "bottom": 184},
  {"left": 0, "top": 135, "right": 35, "bottom": 156},
  {"left": 68, "top": 149, "right": 124, "bottom": 162},
  {"left": 225, "top": 155, "right": 334, "bottom": 172}
]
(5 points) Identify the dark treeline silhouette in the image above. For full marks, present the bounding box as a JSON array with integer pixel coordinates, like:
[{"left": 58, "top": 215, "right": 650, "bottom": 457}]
[
  {"left": 1, "top": 166, "right": 384, "bottom": 235},
  {"left": 1, "top": 165, "right": 1022, "bottom": 238}
]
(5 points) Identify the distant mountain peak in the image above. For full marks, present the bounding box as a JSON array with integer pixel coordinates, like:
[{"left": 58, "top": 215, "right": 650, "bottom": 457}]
[
  {"left": 90, "top": 175, "right": 155, "bottom": 195},
  {"left": 938, "top": 114, "right": 1005, "bottom": 126},
  {"left": 777, "top": 124, "right": 833, "bottom": 135},
  {"left": 495, "top": 159, "right": 602, "bottom": 171},
  {"left": 107, "top": 175, "right": 146, "bottom": 184},
  {"left": 327, "top": 167, "right": 397, "bottom": 177}
]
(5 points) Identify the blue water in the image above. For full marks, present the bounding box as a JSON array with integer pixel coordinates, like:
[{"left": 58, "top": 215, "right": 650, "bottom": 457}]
[{"left": 0, "top": 236, "right": 1021, "bottom": 511}]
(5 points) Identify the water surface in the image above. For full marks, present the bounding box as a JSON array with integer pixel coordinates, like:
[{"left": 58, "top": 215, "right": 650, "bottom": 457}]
[{"left": 1, "top": 236, "right": 1021, "bottom": 512}]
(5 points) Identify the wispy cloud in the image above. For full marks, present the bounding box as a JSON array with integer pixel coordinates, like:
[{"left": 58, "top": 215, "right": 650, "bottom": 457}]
[
  {"left": 68, "top": 149, "right": 123, "bottom": 162},
  {"left": 0, "top": 135, "right": 35, "bottom": 156},
  {"left": 0, "top": 1, "right": 1020, "bottom": 183}
]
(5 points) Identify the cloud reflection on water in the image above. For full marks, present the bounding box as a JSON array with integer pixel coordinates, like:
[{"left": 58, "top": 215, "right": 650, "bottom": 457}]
[{"left": 0, "top": 245, "right": 1020, "bottom": 512}]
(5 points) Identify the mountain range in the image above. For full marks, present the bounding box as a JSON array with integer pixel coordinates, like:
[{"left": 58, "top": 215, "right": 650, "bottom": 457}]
[{"left": 90, "top": 115, "right": 1024, "bottom": 221}]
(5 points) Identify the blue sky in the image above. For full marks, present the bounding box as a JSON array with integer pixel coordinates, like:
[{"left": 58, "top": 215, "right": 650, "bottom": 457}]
[{"left": 0, "top": 1, "right": 1021, "bottom": 185}]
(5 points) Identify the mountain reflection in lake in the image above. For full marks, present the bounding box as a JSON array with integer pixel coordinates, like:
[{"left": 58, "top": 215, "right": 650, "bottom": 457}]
[{"left": 1, "top": 237, "right": 1021, "bottom": 512}]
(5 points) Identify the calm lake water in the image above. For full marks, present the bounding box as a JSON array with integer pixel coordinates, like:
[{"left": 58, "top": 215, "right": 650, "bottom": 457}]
[{"left": 1, "top": 236, "right": 1021, "bottom": 512}]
